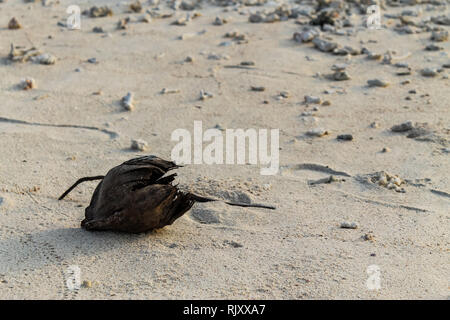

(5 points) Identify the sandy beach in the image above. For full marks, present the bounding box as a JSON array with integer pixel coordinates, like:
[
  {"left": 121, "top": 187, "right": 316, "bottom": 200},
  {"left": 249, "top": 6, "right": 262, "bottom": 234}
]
[{"left": 0, "top": 0, "right": 449, "bottom": 299}]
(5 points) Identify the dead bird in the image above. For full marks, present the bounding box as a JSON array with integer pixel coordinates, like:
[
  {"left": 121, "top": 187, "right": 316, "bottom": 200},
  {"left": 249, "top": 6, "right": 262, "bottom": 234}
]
[{"left": 59, "top": 156, "right": 275, "bottom": 233}]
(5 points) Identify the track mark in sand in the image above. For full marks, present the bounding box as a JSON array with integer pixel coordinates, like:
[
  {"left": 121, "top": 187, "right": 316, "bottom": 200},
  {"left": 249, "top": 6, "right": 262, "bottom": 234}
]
[
  {"left": 430, "top": 189, "right": 450, "bottom": 199},
  {"left": 1, "top": 225, "right": 77, "bottom": 299},
  {"left": 0, "top": 117, "right": 118, "bottom": 139},
  {"left": 223, "top": 65, "right": 258, "bottom": 70},
  {"left": 30, "top": 234, "right": 78, "bottom": 300},
  {"left": 338, "top": 191, "right": 430, "bottom": 213},
  {"left": 286, "top": 163, "right": 352, "bottom": 177}
]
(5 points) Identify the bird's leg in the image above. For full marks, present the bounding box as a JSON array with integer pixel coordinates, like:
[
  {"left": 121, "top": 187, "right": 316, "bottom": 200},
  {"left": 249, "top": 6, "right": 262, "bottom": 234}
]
[
  {"left": 188, "top": 193, "right": 276, "bottom": 210},
  {"left": 58, "top": 176, "right": 105, "bottom": 200}
]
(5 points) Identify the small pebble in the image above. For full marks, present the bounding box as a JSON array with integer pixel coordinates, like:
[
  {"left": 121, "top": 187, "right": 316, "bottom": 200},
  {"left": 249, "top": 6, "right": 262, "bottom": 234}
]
[
  {"left": 337, "top": 134, "right": 353, "bottom": 141},
  {"left": 421, "top": 68, "right": 438, "bottom": 77},
  {"left": 251, "top": 86, "right": 265, "bottom": 92},
  {"left": 425, "top": 44, "right": 443, "bottom": 51},
  {"left": 306, "top": 128, "right": 329, "bottom": 137},
  {"left": 340, "top": 222, "right": 358, "bottom": 229},
  {"left": 333, "top": 71, "right": 351, "bottom": 81},
  {"left": 367, "top": 79, "right": 389, "bottom": 88},
  {"left": 121, "top": 92, "right": 135, "bottom": 111},
  {"left": 391, "top": 120, "right": 414, "bottom": 132},
  {"left": 370, "top": 121, "right": 380, "bottom": 128},
  {"left": 278, "top": 91, "right": 290, "bottom": 99},
  {"left": 363, "top": 233, "right": 375, "bottom": 241},
  {"left": 92, "top": 26, "right": 104, "bottom": 33},
  {"left": 304, "top": 95, "right": 321, "bottom": 104}
]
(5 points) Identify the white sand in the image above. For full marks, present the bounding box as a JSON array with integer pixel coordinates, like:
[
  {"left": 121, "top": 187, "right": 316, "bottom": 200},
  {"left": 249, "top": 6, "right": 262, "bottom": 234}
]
[{"left": 0, "top": 0, "right": 449, "bottom": 299}]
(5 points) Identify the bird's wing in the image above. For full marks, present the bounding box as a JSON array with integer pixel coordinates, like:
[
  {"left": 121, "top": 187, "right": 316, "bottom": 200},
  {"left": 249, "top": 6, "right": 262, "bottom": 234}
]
[{"left": 122, "top": 155, "right": 179, "bottom": 171}]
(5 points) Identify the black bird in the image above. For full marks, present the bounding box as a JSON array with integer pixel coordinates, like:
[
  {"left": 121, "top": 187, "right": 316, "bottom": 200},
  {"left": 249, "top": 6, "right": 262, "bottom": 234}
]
[{"left": 59, "top": 156, "right": 275, "bottom": 233}]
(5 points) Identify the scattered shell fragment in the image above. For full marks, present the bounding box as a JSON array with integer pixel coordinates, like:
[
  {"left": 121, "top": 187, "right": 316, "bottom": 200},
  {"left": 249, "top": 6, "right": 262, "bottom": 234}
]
[
  {"left": 199, "top": 90, "right": 213, "bottom": 100},
  {"left": 140, "top": 13, "right": 152, "bottom": 23},
  {"left": 121, "top": 92, "right": 135, "bottom": 111},
  {"left": 172, "top": 16, "right": 189, "bottom": 26},
  {"left": 129, "top": 1, "right": 142, "bottom": 13},
  {"left": 431, "top": 30, "right": 448, "bottom": 42},
  {"left": 88, "top": 6, "right": 113, "bottom": 18},
  {"left": 161, "top": 88, "right": 180, "bottom": 94},
  {"left": 207, "top": 53, "right": 230, "bottom": 60},
  {"left": 20, "top": 78, "right": 36, "bottom": 90},
  {"left": 179, "top": 33, "right": 195, "bottom": 40},
  {"left": 331, "top": 64, "right": 348, "bottom": 72},
  {"left": 131, "top": 139, "right": 148, "bottom": 152},
  {"left": 9, "top": 44, "right": 39, "bottom": 63},
  {"left": 368, "top": 171, "right": 406, "bottom": 192},
  {"left": 213, "top": 16, "right": 228, "bottom": 26},
  {"left": 334, "top": 46, "right": 360, "bottom": 56},
  {"left": 32, "top": 53, "right": 56, "bottom": 65},
  {"left": 293, "top": 28, "right": 320, "bottom": 43},
  {"left": 8, "top": 17, "right": 21, "bottom": 30},
  {"left": 370, "top": 122, "right": 380, "bottom": 129},
  {"left": 367, "top": 52, "right": 382, "bottom": 60},
  {"left": 363, "top": 233, "right": 375, "bottom": 241},
  {"left": 249, "top": 14, "right": 264, "bottom": 23},
  {"left": 117, "top": 17, "right": 131, "bottom": 29},
  {"left": 82, "top": 280, "right": 92, "bottom": 288},
  {"left": 224, "top": 31, "right": 247, "bottom": 43},
  {"left": 312, "top": 38, "right": 338, "bottom": 52},
  {"left": 278, "top": 91, "right": 290, "bottom": 99}
]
